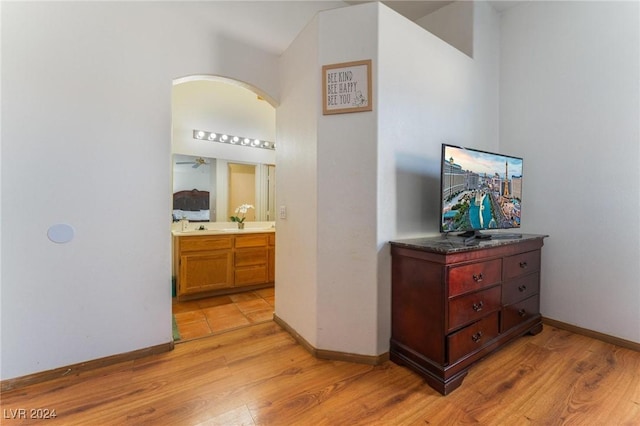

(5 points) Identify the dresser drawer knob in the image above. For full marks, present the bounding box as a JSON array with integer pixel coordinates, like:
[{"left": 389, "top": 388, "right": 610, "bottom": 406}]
[
  {"left": 518, "top": 308, "right": 527, "bottom": 317},
  {"left": 519, "top": 261, "right": 528, "bottom": 269},
  {"left": 472, "top": 273, "right": 484, "bottom": 282},
  {"left": 472, "top": 331, "right": 483, "bottom": 343},
  {"left": 518, "top": 285, "right": 527, "bottom": 292},
  {"left": 472, "top": 301, "right": 484, "bottom": 312}
]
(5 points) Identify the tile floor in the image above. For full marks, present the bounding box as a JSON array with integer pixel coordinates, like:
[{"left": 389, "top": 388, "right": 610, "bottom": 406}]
[{"left": 172, "top": 287, "right": 275, "bottom": 342}]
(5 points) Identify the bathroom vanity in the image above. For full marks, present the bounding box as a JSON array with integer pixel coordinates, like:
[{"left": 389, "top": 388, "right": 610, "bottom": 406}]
[{"left": 172, "top": 227, "right": 275, "bottom": 301}]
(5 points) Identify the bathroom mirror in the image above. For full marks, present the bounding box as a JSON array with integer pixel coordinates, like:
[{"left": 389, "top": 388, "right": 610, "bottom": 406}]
[{"left": 172, "top": 154, "right": 275, "bottom": 222}]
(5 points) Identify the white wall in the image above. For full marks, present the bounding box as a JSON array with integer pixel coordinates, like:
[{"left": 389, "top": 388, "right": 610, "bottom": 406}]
[
  {"left": 172, "top": 80, "right": 276, "bottom": 166},
  {"left": 500, "top": 1, "right": 640, "bottom": 343},
  {"left": 378, "top": 1, "right": 500, "bottom": 241},
  {"left": 376, "top": 1, "right": 500, "bottom": 353},
  {"left": 0, "top": 2, "right": 281, "bottom": 380}
]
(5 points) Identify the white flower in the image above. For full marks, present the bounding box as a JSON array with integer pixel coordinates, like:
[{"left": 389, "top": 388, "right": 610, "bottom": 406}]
[
  {"left": 231, "top": 204, "right": 255, "bottom": 223},
  {"left": 235, "top": 204, "right": 255, "bottom": 214}
]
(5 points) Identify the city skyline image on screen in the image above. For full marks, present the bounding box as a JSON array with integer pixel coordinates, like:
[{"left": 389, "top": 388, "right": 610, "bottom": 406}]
[{"left": 440, "top": 144, "right": 523, "bottom": 235}]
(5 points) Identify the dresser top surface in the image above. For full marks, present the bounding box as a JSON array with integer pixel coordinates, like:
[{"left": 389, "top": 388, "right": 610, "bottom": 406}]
[{"left": 390, "top": 234, "right": 548, "bottom": 255}]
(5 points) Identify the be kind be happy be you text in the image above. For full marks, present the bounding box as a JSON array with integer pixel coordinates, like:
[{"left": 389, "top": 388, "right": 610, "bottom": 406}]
[{"left": 326, "top": 69, "right": 367, "bottom": 108}]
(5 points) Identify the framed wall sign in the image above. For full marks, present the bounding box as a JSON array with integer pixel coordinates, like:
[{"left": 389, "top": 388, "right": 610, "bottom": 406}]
[{"left": 322, "top": 59, "right": 372, "bottom": 115}]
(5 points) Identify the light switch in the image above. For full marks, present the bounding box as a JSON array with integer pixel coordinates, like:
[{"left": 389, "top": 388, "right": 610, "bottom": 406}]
[{"left": 279, "top": 205, "right": 287, "bottom": 219}]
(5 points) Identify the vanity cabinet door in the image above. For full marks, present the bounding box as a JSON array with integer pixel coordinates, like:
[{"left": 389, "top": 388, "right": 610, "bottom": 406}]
[{"left": 179, "top": 250, "right": 233, "bottom": 295}]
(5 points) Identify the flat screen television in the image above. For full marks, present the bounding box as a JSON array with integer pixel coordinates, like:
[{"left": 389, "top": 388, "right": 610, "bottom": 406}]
[{"left": 440, "top": 144, "right": 523, "bottom": 240}]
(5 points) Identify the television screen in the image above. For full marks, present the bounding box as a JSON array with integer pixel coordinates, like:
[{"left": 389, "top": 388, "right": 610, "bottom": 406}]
[{"left": 440, "top": 144, "right": 523, "bottom": 237}]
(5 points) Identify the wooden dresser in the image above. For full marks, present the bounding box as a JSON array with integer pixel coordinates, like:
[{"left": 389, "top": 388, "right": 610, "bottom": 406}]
[{"left": 389, "top": 234, "right": 547, "bottom": 395}]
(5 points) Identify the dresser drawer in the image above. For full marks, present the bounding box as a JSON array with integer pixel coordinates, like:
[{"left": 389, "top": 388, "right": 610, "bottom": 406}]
[
  {"left": 502, "top": 294, "right": 540, "bottom": 331},
  {"left": 502, "top": 273, "right": 540, "bottom": 305},
  {"left": 448, "top": 286, "right": 501, "bottom": 331},
  {"left": 448, "top": 312, "right": 499, "bottom": 363},
  {"left": 504, "top": 250, "right": 540, "bottom": 280},
  {"left": 448, "top": 259, "right": 502, "bottom": 297}
]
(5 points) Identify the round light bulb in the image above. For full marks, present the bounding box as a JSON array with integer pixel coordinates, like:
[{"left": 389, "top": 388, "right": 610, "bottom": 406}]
[
  {"left": 221, "top": 134, "right": 228, "bottom": 141},
  {"left": 196, "top": 131, "right": 205, "bottom": 139}
]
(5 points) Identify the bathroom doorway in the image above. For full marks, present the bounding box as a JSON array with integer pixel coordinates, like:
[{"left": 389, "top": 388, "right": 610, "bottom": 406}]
[{"left": 170, "top": 75, "right": 277, "bottom": 342}]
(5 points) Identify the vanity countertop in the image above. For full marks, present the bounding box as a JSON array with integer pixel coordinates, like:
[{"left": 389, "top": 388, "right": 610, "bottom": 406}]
[
  {"left": 172, "top": 227, "right": 275, "bottom": 237},
  {"left": 171, "top": 221, "right": 275, "bottom": 237}
]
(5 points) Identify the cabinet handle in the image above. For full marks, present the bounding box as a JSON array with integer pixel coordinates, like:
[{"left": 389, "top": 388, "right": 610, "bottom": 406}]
[
  {"left": 518, "top": 285, "right": 527, "bottom": 292},
  {"left": 518, "top": 308, "right": 527, "bottom": 317},
  {"left": 472, "top": 301, "right": 484, "bottom": 312},
  {"left": 519, "top": 261, "right": 528, "bottom": 269},
  {"left": 472, "top": 273, "right": 484, "bottom": 283},
  {"left": 472, "top": 331, "right": 483, "bottom": 343}
]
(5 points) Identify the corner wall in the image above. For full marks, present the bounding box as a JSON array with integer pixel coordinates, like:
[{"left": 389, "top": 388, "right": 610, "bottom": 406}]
[
  {"left": 275, "top": 3, "right": 381, "bottom": 355},
  {"left": 316, "top": 4, "right": 380, "bottom": 354},
  {"left": 277, "top": 2, "right": 501, "bottom": 356},
  {"left": 275, "top": 15, "right": 321, "bottom": 345}
]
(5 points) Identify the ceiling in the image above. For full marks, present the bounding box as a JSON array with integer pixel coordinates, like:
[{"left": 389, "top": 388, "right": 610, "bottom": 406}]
[
  {"left": 347, "top": 1, "right": 521, "bottom": 19},
  {"left": 345, "top": 1, "right": 455, "bottom": 20},
  {"left": 191, "top": 1, "right": 521, "bottom": 57}
]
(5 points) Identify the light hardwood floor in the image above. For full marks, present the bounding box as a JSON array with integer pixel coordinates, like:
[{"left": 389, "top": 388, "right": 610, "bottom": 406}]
[{"left": 1, "top": 323, "right": 639, "bottom": 425}]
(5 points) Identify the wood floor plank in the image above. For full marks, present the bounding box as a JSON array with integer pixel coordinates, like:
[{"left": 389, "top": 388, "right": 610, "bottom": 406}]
[{"left": 1, "top": 323, "right": 639, "bottom": 425}]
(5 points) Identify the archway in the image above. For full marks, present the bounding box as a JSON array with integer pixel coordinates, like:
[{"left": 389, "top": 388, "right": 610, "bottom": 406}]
[{"left": 170, "top": 75, "right": 278, "bottom": 341}]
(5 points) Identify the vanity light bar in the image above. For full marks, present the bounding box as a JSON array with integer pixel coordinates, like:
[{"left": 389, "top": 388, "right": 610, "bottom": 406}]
[{"left": 193, "top": 130, "right": 275, "bottom": 150}]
